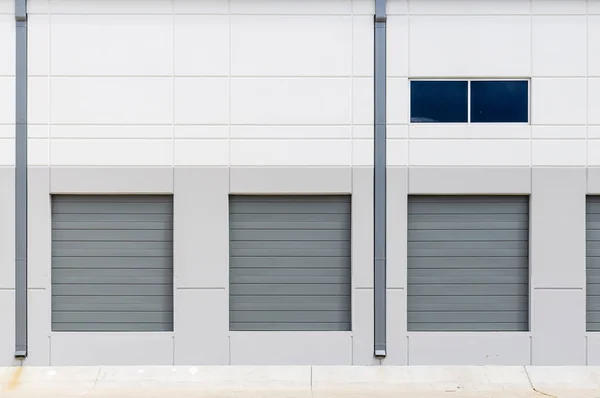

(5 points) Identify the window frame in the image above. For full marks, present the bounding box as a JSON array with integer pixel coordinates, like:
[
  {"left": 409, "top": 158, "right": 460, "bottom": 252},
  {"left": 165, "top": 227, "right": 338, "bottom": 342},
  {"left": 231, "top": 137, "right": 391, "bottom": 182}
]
[{"left": 408, "top": 78, "right": 531, "bottom": 125}]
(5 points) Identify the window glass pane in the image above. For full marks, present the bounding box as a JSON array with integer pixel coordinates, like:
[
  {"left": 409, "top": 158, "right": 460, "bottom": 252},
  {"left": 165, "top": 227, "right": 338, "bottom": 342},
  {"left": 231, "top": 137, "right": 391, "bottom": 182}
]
[
  {"left": 470, "top": 80, "right": 528, "bottom": 123},
  {"left": 410, "top": 80, "right": 468, "bottom": 123}
]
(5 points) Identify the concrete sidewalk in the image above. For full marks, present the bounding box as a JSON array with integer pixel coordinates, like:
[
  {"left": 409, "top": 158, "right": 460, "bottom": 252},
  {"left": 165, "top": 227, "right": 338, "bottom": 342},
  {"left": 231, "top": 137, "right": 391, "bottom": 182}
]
[{"left": 1, "top": 365, "right": 598, "bottom": 397}]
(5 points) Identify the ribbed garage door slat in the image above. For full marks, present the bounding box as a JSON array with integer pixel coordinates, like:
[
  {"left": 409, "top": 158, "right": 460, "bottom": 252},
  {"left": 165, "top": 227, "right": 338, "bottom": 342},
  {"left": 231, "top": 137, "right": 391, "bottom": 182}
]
[
  {"left": 408, "top": 196, "right": 529, "bottom": 332},
  {"left": 587, "top": 197, "right": 600, "bottom": 331},
  {"left": 51, "top": 195, "right": 173, "bottom": 332},
  {"left": 229, "top": 195, "right": 351, "bottom": 331}
]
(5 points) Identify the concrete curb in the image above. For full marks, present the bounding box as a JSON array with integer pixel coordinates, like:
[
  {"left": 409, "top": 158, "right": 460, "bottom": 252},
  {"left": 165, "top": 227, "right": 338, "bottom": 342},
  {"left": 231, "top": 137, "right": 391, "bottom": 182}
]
[
  {"left": 312, "top": 366, "right": 532, "bottom": 391},
  {"left": 525, "top": 366, "right": 600, "bottom": 397},
  {"left": 0, "top": 366, "right": 599, "bottom": 396},
  {"left": 96, "top": 366, "right": 311, "bottom": 389}
]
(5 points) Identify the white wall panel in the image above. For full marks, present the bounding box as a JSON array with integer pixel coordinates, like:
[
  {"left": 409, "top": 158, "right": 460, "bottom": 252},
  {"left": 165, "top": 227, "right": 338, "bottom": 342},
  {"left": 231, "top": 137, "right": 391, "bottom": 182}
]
[
  {"left": 353, "top": 0, "right": 373, "bottom": 15},
  {"left": 51, "top": 78, "right": 173, "bottom": 125},
  {"left": 51, "top": 125, "right": 173, "bottom": 139},
  {"left": 409, "top": 16, "right": 531, "bottom": 77},
  {"left": 532, "top": 16, "right": 587, "bottom": 77},
  {"left": 353, "top": 139, "right": 373, "bottom": 166},
  {"left": 409, "top": 0, "right": 530, "bottom": 15},
  {"left": 532, "top": 126, "right": 587, "bottom": 139},
  {"left": 409, "top": 140, "right": 531, "bottom": 166},
  {"left": 174, "top": 139, "right": 229, "bottom": 166},
  {"left": 174, "top": 15, "right": 229, "bottom": 77},
  {"left": 28, "top": 125, "right": 49, "bottom": 139},
  {"left": 468, "top": 125, "right": 531, "bottom": 139},
  {"left": 50, "top": 0, "right": 172, "bottom": 14},
  {"left": 410, "top": 125, "right": 531, "bottom": 140},
  {"left": 589, "top": 141, "right": 600, "bottom": 166},
  {"left": 532, "top": 78, "right": 587, "bottom": 125},
  {"left": 387, "top": 16, "right": 409, "bottom": 77},
  {"left": 231, "top": 78, "right": 352, "bottom": 125},
  {"left": 174, "top": 78, "right": 229, "bottom": 125},
  {"left": 590, "top": 0, "right": 600, "bottom": 14},
  {"left": 50, "top": 15, "right": 173, "bottom": 76},
  {"left": 230, "top": 125, "right": 351, "bottom": 139},
  {"left": 23, "top": 0, "right": 598, "bottom": 170},
  {"left": 387, "top": 139, "right": 408, "bottom": 166},
  {"left": 28, "top": 0, "right": 49, "bottom": 14},
  {"left": 353, "top": 125, "right": 372, "bottom": 139},
  {"left": 50, "top": 139, "right": 173, "bottom": 166},
  {"left": 353, "top": 16, "right": 374, "bottom": 77},
  {"left": 410, "top": 125, "right": 469, "bottom": 139},
  {"left": 388, "top": 125, "right": 409, "bottom": 139},
  {"left": 0, "top": 125, "right": 12, "bottom": 138},
  {"left": 230, "top": 139, "right": 351, "bottom": 166},
  {"left": 28, "top": 77, "right": 49, "bottom": 125},
  {"left": 532, "top": 0, "right": 586, "bottom": 14},
  {"left": 28, "top": 139, "right": 49, "bottom": 166},
  {"left": 590, "top": 127, "right": 600, "bottom": 139},
  {"left": 0, "top": 139, "right": 14, "bottom": 165},
  {"left": 28, "top": 14, "right": 49, "bottom": 77},
  {"left": 0, "top": 15, "right": 14, "bottom": 76},
  {"left": 231, "top": 16, "right": 352, "bottom": 77},
  {"left": 173, "top": 0, "right": 229, "bottom": 14},
  {"left": 0, "top": 77, "right": 14, "bottom": 124},
  {"left": 230, "top": 0, "right": 351, "bottom": 15},
  {"left": 590, "top": 17, "right": 600, "bottom": 77},
  {"left": 0, "top": 0, "right": 11, "bottom": 14},
  {"left": 353, "top": 78, "right": 373, "bottom": 125},
  {"left": 532, "top": 140, "right": 586, "bottom": 166},
  {"left": 589, "top": 79, "right": 600, "bottom": 125},
  {"left": 387, "top": 0, "right": 408, "bottom": 15},
  {"left": 410, "top": 16, "right": 531, "bottom": 77},
  {"left": 174, "top": 126, "right": 229, "bottom": 139},
  {"left": 388, "top": 78, "right": 408, "bottom": 124}
]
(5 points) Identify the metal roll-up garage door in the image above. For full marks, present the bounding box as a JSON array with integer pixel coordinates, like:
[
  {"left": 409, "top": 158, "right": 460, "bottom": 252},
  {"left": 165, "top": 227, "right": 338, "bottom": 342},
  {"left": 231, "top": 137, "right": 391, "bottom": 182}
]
[
  {"left": 229, "top": 195, "right": 351, "bottom": 331},
  {"left": 588, "top": 197, "right": 600, "bottom": 331},
  {"left": 51, "top": 195, "right": 173, "bottom": 332},
  {"left": 408, "top": 196, "right": 529, "bottom": 332}
]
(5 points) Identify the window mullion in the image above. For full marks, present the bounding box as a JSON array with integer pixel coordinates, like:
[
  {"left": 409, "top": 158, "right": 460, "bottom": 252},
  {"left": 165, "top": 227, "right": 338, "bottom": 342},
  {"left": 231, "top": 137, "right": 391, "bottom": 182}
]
[{"left": 467, "top": 80, "right": 471, "bottom": 124}]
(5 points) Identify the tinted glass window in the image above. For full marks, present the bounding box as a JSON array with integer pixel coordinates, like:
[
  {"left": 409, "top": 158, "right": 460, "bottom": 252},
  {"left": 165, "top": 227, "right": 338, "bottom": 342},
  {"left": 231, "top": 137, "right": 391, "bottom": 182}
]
[
  {"left": 410, "top": 81, "right": 468, "bottom": 123},
  {"left": 470, "top": 80, "right": 528, "bottom": 123}
]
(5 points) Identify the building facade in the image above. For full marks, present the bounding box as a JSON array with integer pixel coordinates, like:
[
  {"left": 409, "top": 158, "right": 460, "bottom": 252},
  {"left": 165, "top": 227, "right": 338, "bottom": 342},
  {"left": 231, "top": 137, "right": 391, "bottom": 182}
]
[{"left": 0, "top": 0, "right": 599, "bottom": 366}]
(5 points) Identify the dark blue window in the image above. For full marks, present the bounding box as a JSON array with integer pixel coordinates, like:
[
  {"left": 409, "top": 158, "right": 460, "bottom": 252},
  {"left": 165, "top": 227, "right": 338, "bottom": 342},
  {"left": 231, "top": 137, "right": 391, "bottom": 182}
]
[
  {"left": 470, "top": 80, "right": 528, "bottom": 123},
  {"left": 410, "top": 80, "right": 468, "bottom": 123}
]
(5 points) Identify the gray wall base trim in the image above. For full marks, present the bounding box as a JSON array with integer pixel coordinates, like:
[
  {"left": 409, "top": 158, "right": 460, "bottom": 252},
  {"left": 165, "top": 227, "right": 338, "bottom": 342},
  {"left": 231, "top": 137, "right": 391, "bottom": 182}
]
[
  {"left": 50, "top": 167, "right": 174, "bottom": 194},
  {"left": 409, "top": 167, "right": 531, "bottom": 194},
  {"left": 229, "top": 167, "right": 352, "bottom": 194},
  {"left": 4, "top": 166, "right": 597, "bottom": 366}
]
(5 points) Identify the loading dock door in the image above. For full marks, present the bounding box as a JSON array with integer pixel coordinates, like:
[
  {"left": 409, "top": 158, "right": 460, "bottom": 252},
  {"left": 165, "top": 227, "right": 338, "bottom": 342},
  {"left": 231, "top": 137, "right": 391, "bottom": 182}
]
[
  {"left": 229, "top": 195, "right": 351, "bottom": 331},
  {"left": 587, "top": 197, "right": 600, "bottom": 331},
  {"left": 51, "top": 195, "right": 173, "bottom": 332},
  {"left": 407, "top": 196, "right": 529, "bottom": 332}
]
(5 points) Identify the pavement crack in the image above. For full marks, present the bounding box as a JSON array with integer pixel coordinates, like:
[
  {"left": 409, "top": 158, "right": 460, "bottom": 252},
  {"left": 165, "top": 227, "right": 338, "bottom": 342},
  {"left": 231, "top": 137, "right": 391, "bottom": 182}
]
[
  {"left": 91, "top": 367, "right": 102, "bottom": 391},
  {"left": 524, "top": 366, "right": 558, "bottom": 398}
]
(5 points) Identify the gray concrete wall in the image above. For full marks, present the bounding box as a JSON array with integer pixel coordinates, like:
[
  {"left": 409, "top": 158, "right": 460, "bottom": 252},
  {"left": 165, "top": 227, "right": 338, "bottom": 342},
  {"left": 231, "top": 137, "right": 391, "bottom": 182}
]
[
  {"left": 2, "top": 166, "right": 599, "bottom": 365},
  {"left": 0, "top": 167, "right": 16, "bottom": 366}
]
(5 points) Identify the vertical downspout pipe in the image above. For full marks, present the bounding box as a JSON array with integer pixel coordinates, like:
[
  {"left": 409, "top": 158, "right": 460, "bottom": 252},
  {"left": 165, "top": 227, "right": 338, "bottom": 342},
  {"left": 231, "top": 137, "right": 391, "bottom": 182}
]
[
  {"left": 373, "top": 0, "right": 387, "bottom": 358},
  {"left": 14, "top": 0, "right": 28, "bottom": 359}
]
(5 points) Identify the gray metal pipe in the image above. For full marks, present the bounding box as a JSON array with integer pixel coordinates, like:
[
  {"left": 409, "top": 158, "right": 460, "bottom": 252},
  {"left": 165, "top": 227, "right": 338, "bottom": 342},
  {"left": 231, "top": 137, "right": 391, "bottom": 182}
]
[
  {"left": 15, "top": 0, "right": 28, "bottom": 359},
  {"left": 373, "top": 0, "right": 387, "bottom": 358}
]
